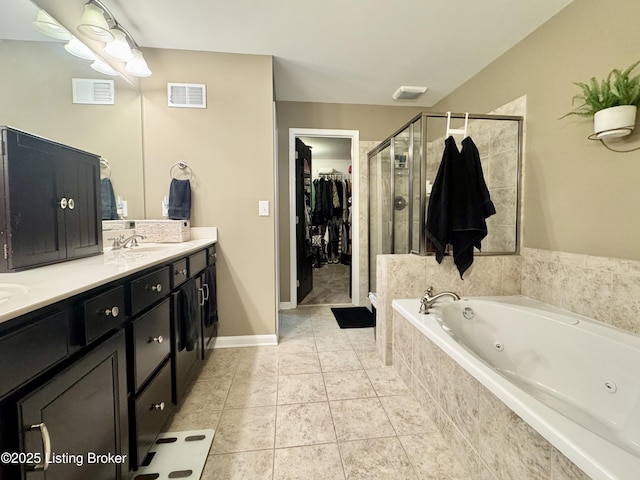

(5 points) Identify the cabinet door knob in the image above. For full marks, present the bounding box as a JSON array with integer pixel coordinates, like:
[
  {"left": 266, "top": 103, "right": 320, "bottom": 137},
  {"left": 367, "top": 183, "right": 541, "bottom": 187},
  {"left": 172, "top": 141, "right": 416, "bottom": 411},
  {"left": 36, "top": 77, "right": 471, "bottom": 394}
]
[
  {"left": 26, "top": 423, "right": 51, "bottom": 472},
  {"left": 151, "top": 401, "right": 165, "bottom": 411},
  {"left": 149, "top": 335, "right": 164, "bottom": 344},
  {"left": 198, "top": 287, "right": 205, "bottom": 307},
  {"left": 104, "top": 306, "right": 119, "bottom": 317},
  {"left": 150, "top": 283, "right": 163, "bottom": 292},
  {"left": 67, "top": 198, "right": 75, "bottom": 210},
  {"left": 175, "top": 269, "right": 187, "bottom": 276},
  {"left": 203, "top": 283, "right": 210, "bottom": 301},
  {"left": 59, "top": 197, "right": 68, "bottom": 209}
]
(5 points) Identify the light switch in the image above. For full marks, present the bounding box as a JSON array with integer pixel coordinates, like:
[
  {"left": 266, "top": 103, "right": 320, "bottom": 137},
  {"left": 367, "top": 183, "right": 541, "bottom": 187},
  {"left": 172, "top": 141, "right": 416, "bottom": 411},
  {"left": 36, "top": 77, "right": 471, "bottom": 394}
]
[{"left": 258, "top": 200, "right": 270, "bottom": 216}]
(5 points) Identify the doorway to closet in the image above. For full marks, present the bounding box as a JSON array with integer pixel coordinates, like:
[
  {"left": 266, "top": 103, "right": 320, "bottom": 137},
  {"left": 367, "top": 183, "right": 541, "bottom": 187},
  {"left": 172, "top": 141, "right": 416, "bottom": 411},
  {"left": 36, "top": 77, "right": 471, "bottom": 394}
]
[{"left": 288, "top": 129, "right": 360, "bottom": 308}]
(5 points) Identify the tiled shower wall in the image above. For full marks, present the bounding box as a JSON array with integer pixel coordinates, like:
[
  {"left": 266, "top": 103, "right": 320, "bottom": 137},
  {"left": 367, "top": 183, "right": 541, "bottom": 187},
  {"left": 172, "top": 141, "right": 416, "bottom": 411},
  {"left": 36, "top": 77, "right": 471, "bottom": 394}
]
[
  {"left": 425, "top": 118, "right": 519, "bottom": 253},
  {"left": 359, "top": 140, "right": 379, "bottom": 306}
]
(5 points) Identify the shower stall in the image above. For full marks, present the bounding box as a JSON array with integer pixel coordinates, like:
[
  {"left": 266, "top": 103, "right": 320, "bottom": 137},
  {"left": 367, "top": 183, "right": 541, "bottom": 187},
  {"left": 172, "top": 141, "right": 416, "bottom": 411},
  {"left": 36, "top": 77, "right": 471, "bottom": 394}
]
[{"left": 368, "top": 112, "right": 523, "bottom": 292}]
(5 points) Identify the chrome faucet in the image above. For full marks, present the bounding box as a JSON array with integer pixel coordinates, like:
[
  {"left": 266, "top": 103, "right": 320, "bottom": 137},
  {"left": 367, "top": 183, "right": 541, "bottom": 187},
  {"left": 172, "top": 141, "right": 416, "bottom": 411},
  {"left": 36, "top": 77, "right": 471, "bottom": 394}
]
[
  {"left": 108, "top": 234, "right": 146, "bottom": 250},
  {"left": 419, "top": 286, "right": 460, "bottom": 314}
]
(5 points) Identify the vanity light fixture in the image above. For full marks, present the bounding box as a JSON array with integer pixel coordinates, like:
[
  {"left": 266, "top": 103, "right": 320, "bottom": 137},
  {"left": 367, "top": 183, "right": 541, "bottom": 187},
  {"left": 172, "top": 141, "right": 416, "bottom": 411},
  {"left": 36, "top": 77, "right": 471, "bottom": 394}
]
[
  {"left": 77, "top": 2, "right": 114, "bottom": 42},
  {"left": 64, "top": 37, "right": 97, "bottom": 61},
  {"left": 34, "top": 2, "right": 152, "bottom": 80},
  {"left": 91, "top": 58, "right": 118, "bottom": 76},
  {"left": 103, "top": 27, "right": 133, "bottom": 61},
  {"left": 81, "top": 0, "right": 152, "bottom": 78},
  {"left": 124, "top": 49, "right": 152, "bottom": 77},
  {"left": 32, "top": 9, "right": 72, "bottom": 41}
]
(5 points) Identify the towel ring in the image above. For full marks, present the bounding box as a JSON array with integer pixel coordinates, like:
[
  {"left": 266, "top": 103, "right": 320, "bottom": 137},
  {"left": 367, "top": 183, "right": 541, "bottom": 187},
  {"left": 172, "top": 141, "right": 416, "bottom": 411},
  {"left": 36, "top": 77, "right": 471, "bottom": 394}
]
[
  {"left": 170, "top": 160, "right": 193, "bottom": 180},
  {"left": 100, "top": 158, "right": 111, "bottom": 179}
]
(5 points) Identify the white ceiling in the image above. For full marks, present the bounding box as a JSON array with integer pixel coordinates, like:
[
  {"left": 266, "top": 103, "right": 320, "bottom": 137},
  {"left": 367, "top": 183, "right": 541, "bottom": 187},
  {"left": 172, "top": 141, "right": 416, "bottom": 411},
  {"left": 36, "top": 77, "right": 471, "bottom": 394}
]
[{"left": 4, "top": 0, "right": 574, "bottom": 107}]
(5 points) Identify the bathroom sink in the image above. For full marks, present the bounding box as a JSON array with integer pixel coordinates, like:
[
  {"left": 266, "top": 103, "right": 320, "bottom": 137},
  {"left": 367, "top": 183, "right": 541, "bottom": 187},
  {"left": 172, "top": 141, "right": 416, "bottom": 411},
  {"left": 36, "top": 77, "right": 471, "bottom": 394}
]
[
  {"left": 0, "top": 283, "right": 30, "bottom": 305},
  {"left": 126, "top": 242, "right": 194, "bottom": 253}
]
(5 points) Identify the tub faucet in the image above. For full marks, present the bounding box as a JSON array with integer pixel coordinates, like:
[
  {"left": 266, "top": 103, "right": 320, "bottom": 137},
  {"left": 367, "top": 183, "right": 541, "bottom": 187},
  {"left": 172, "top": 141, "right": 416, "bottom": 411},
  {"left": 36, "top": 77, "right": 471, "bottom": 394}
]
[
  {"left": 419, "top": 286, "right": 460, "bottom": 314},
  {"left": 108, "top": 234, "right": 146, "bottom": 249}
]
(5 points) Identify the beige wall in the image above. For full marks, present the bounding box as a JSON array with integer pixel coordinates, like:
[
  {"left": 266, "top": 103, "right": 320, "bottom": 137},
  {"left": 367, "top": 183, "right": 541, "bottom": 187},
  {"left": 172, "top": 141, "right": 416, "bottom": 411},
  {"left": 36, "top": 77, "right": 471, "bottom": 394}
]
[
  {"left": 0, "top": 40, "right": 144, "bottom": 219},
  {"left": 432, "top": 0, "right": 640, "bottom": 261},
  {"left": 276, "top": 101, "right": 428, "bottom": 303},
  {"left": 140, "top": 48, "right": 276, "bottom": 337}
]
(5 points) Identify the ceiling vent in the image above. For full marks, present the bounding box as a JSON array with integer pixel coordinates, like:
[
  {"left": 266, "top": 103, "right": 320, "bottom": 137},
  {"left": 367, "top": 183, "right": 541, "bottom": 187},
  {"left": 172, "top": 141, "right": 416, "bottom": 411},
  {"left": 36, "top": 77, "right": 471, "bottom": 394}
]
[
  {"left": 392, "top": 85, "right": 428, "bottom": 100},
  {"left": 72, "top": 78, "right": 115, "bottom": 105},
  {"left": 168, "top": 83, "right": 207, "bottom": 108}
]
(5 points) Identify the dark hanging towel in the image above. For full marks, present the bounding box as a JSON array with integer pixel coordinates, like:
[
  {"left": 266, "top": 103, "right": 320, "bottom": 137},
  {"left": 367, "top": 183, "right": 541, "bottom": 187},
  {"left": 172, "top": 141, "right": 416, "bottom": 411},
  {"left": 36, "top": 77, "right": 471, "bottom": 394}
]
[
  {"left": 178, "top": 278, "right": 199, "bottom": 352},
  {"left": 168, "top": 178, "right": 191, "bottom": 220},
  {"left": 426, "top": 136, "right": 495, "bottom": 279},
  {"left": 100, "top": 178, "right": 118, "bottom": 220},
  {"left": 203, "top": 264, "right": 218, "bottom": 328}
]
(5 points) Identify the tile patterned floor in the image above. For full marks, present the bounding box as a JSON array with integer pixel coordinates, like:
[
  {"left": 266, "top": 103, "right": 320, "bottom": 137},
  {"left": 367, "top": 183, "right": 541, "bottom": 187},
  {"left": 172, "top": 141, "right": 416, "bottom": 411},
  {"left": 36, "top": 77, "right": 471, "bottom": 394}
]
[
  {"left": 299, "top": 263, "right": 352, "bottom": 305},
  {"left": 163, "top": 306, "right": 472, "bottom": 479}
]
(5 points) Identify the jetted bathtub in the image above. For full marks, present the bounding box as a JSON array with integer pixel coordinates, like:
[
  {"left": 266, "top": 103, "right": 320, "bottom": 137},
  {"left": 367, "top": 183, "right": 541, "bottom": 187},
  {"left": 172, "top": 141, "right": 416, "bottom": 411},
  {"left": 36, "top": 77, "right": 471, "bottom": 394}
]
[{"left": 392, "top": 296, "right": 640, "bottom": 480}]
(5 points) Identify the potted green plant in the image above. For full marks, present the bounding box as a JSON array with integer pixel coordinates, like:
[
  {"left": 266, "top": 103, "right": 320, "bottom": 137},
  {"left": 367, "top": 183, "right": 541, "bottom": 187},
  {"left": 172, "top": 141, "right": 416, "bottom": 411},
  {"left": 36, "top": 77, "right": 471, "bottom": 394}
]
[{"left": 563, "top": 60, "right": 640, "bottom": 139}]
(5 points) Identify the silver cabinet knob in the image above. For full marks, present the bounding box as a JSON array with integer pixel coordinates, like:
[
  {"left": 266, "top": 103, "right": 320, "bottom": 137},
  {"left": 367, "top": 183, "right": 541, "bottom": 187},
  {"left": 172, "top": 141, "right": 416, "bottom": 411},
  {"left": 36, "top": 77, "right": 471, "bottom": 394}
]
[
  {"left": 59, "top": 197, "right": 68, "bottom": 209},
  {"left": 104, "top": 306, "right": 119, "bottom": 317},
  {"left": 151, "top": 401, "right": 165, "bottom": 411},
  {"left": 175, "top": 269, "right": 187, "bottom": 276},
  {"left": 149, "top": 335, "right": 164, "bottom": 344},
  {"left": 150, "top": 283, "right": 163, "bottom": 292},
  {"left": 67, "top": 198, "right": 75, "bottom": 210}
]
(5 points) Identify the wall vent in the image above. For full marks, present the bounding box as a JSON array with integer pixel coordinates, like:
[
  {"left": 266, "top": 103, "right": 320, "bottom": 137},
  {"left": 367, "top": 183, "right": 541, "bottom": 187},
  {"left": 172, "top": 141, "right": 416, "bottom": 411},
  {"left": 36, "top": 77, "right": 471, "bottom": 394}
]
[
  {"left": 168, "top": 83, "right": 207, "bottom": 108},
  {"left": 72, "top": 78, "right": 115, "bottom": 105}
]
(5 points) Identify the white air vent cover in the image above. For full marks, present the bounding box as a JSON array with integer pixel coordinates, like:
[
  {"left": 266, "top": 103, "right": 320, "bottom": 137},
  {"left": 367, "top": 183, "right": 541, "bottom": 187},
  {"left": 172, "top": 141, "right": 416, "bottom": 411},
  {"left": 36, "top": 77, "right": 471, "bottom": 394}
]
[
  {"left": 168, "top": 83, "right": 206, "bottom": 108},
  {"left": 72, "top": 78, "right": 115, "bottom": 105}
]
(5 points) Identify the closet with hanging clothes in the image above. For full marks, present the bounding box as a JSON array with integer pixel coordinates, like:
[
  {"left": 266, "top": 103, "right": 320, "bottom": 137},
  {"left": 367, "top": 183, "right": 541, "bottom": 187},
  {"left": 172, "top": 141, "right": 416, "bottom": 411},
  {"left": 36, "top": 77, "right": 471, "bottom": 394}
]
[{"left": 311, "top": 171, "right": 351, "bottom": 267}]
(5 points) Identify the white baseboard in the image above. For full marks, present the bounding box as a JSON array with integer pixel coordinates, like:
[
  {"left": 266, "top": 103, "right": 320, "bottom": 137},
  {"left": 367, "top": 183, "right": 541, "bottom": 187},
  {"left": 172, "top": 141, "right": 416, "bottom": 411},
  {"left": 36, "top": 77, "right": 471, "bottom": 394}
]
[
  {"left": 211, "top": 334, "right": 278, "bottom": 349},
  {"left": 279, "top": 301, "right": 294, "bottom": 310}
]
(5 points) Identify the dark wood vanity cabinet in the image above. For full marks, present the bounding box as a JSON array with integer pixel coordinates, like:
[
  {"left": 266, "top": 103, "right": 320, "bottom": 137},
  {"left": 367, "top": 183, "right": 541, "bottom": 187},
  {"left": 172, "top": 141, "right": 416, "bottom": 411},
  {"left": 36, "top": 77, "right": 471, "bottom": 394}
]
[
  {"left": 17, "top": 331, "right": 128, "bottom": 480},
  {"left": 202, "top": 245, "right": 218, "bottom": 354},
  {"left": 0, "top": 244, "right": 216, "bottom": 478},
  {"left": 0, "top": 127, "right": 102, "bottom": 272}
]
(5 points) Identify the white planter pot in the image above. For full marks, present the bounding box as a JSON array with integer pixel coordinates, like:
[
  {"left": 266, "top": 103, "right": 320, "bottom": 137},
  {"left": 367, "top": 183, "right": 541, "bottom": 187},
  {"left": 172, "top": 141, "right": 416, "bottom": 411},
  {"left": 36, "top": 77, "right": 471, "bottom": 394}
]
[{"left": 593, "top": 105, "right": 637, "bottom": 139}]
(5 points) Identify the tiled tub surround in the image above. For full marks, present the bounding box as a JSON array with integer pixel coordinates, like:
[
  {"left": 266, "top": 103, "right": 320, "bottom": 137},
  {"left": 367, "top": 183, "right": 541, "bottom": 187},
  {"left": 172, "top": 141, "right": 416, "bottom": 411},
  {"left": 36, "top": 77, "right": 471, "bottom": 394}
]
[
  {"left": 375, "top": 254, "right": 522, "bottom": 365},
  {"left": 521, "top": 247, "right": 640, "bottom": 336},
  {"left": 372, "top": 246, "right": 640, "bottom": 480},
  {"left": 376, "top": 246, "right": 640, "bottom": 365},
  {"left": 391, "top": 305, "right": 594, "bottom": 480},
  {"left": 393, "top": 297, "right": 640, "bottom": 480}
]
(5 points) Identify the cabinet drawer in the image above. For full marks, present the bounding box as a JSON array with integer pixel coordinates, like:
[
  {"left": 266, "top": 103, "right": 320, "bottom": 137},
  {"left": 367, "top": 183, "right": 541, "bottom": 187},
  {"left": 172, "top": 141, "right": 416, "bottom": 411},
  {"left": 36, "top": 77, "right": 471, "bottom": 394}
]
[
  {"left": 128, "top": 267, "right": 170, "bottom": 315},
  {"left": 82, "top": 285, "right": 126, "bottom": 345},
  {"left": 0, "top": 312, "right": 69, "bottom": 399},
  {"left": 132, "top": 299, "right": 170, "bottom": 391},
  {"left": 171, "top": 258, "right": 188, "bottom": 289},
  {"left": 135, "top": 359, "right": 172, "bottom": 467},
  {"left": 188, "top": 250, "right": 207, "bottom": 277}
]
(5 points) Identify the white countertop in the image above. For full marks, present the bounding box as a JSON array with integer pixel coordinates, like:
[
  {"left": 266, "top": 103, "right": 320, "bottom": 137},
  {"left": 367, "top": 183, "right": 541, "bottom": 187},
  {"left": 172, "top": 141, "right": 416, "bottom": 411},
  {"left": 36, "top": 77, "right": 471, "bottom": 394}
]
[{"left": 0, "top": 230, "right": 217, "bottom": 325}]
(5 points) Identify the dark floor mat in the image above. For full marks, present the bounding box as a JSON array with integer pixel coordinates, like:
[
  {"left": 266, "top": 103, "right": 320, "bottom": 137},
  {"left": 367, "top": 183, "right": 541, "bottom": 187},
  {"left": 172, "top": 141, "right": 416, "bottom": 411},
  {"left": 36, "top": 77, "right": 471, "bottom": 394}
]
[{"left": 331, "top": 307, "right": 375, "bottom": 329}]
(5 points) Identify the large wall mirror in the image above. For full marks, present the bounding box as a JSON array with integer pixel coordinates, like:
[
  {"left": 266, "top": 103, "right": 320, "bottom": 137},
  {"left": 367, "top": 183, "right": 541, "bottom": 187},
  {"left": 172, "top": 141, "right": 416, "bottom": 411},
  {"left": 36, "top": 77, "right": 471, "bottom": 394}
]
[{"left": 0, "top": 0, "right": 145, "bottom": 219}]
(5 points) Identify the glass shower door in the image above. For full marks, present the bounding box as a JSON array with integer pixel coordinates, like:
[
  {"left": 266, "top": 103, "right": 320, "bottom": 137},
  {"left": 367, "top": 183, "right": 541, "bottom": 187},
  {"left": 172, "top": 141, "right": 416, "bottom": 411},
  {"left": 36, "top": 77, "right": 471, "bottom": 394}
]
[
  {"left": 368, "top": 143, "right": 392, "bottom": 293},
  {"left": 393, "top": 127, "right": 410, "bottom": 254}
]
